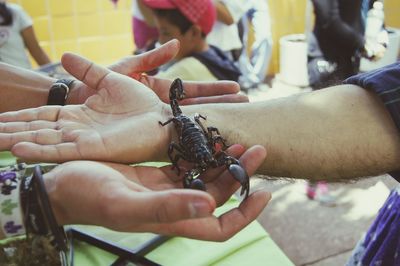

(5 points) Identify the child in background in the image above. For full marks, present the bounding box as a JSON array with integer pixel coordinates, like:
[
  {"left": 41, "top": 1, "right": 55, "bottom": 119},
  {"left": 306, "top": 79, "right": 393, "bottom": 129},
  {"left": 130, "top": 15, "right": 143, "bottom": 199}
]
[
  {"left": 0, "top": 1, "right": 50, "bottom": 69},
  {"left": 142, "top": 0, "right": 241, "bottom": 82}
]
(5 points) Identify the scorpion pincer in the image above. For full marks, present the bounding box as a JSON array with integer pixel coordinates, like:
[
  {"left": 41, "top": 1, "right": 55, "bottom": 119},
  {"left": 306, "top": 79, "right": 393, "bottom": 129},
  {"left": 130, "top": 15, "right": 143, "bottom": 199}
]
[{"left": 158, "top": 78, "right": 250, "bottom": 199}]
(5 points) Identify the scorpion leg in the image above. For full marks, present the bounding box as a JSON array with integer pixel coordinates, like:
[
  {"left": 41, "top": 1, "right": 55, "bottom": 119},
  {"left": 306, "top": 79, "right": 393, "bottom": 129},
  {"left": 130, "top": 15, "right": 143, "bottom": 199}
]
[
  {"left": 212, "top": 135, "right": 228, "bottom": 150},
  {"left": 194, "top": 113, "right": 208, "bottom": 133},
  {"left": 159, "top": 117, "right": 177, "bottom": 126},
  {"left": 194, "top": 115, "right": 228, "bottom": 151},
  {"left": 183, "top": 168, "right": 205, "bottom": 191},
  {"left": 167, "top": 142, "right": 186, "bottom": 175},
  {"left": 208, "top": 127, "right": 228, "bottom": 149},
  {"left": 216, "top": 153, "right": 250, "bottom": 199}
]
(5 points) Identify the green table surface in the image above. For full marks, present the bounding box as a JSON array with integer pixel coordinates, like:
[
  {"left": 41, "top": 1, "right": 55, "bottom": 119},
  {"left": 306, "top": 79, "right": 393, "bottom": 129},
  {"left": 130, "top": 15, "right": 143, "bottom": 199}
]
[{"left": 0, "top": 152, "right": 293, "bottom": 266}]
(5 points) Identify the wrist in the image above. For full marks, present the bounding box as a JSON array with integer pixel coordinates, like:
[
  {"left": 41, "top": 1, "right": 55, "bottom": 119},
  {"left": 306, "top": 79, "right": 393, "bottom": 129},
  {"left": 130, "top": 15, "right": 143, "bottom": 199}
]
[{"left": 65, "top": 81, "right": 84, "bottom": 105}]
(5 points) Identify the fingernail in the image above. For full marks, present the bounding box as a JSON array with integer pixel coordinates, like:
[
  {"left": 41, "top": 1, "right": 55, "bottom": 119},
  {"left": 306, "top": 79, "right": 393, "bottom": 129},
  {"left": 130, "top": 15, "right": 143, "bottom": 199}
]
[{"left": 189, "top": 201, "right": 211, "bottom": 218}]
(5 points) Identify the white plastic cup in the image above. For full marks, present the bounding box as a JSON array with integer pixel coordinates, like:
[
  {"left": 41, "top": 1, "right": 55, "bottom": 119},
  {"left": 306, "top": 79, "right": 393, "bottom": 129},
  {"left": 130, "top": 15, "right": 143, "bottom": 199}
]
[{"left": 279, "top": 34, "right": 309, "bottom": 87}]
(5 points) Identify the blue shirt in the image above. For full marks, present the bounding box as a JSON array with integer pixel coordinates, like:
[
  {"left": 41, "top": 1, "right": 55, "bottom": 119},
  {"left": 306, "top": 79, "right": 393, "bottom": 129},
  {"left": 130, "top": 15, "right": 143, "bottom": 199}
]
[{"left": 345, "top": 62, "right": 400, "bottom": 182}]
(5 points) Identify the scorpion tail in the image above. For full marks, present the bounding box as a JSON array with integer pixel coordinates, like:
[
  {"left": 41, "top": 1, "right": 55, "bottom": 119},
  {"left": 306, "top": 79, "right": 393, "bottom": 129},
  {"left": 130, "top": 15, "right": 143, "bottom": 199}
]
[
  {"left": 228, "top": 164, "right": 250, "bottom": 199},
  {"left": 169, "top": 78, "right": 185, "bottom": 116}
]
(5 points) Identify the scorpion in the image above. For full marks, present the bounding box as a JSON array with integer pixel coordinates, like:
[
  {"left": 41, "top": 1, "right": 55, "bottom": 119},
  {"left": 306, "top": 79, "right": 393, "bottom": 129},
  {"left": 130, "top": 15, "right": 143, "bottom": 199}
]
[{"left": 159, "top": 78, "right": 250, "bottom": 199}]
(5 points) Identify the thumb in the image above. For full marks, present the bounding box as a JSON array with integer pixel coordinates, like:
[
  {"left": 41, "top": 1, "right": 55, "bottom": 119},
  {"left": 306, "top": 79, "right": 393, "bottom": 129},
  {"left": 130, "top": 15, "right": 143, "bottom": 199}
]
[
  {"left": 61, "top": 52, "right": 111, "bottom": 91},
  {"left": 109, "top": 39, "right": 180, "bottom": 77},
  {"left": 127, "top": 190, "right": 216, "bottom": 224}
]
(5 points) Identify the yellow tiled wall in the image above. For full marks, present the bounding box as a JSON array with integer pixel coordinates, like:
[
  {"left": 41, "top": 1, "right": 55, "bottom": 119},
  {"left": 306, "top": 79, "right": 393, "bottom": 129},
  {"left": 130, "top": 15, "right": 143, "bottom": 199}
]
[
  {"left": 8, "top": 0, "right": 400, "bottom": 73},
  {"left": 8, "top": 0, "right": 133, "bottom": 67}
]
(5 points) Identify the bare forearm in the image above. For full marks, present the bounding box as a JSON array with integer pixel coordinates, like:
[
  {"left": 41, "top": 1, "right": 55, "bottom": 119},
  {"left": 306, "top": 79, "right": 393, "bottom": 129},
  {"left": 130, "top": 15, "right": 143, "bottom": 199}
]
[
  {"left": 182, "top": 85, "right": 400, "bottom": 180},
  {"left": 0, "top": 63, "right": 54, "bottom": 112},
  {"left": 30, "top": 46, "right": 51, "bottom": 66},
  {"left": 22, "top": 26, "right": 51, "bottom": 66}
]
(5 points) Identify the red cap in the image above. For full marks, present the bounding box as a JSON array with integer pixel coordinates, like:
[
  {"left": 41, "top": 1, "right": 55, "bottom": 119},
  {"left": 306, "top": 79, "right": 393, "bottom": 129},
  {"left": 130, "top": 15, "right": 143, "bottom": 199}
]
[{"left": 142, "top": 0, "right": 216, "bottom": 35}]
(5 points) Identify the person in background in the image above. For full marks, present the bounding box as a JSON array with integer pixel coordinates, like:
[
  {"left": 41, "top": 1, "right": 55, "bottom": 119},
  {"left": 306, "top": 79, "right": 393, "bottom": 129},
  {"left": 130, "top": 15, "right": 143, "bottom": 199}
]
[
  {"left": 206, "top": 0, "right": 248, "bottom": 61},
  {"left": 0, "top": 1, "right": 50, "bottom": 69},
  {"left": 111, "top": 0, "right": 159, "bottom": 53},
  {"left": 206, "top": 0, "right": 273, "bottom": 90},
  {"left": 305, "top": 0, "right": 388, "bottom": 204},
  {"left": 307, "top": 0, "right": 387, "bottom": 90},
  {"left": 130, "top": 0, "right": 159, "bottom": 51},
  {"left": 142, "top": 0, "right": 241, "bottom": 82},
  {"left": 236, "top": 0, "right": 273, "bottom": 90}
]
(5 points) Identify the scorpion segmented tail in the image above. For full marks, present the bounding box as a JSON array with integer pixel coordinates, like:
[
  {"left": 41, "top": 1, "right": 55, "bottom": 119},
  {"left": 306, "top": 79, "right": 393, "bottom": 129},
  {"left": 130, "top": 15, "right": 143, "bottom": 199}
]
[{"left": 169, "top": 78, "right": 185, "bottom": 117}]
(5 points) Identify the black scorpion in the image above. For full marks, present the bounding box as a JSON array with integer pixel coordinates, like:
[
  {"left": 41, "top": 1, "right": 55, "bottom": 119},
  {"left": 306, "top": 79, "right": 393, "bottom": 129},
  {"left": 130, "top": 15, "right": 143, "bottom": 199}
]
[{"left": 159, "top": 78, "right": 250, "bottom": 199}]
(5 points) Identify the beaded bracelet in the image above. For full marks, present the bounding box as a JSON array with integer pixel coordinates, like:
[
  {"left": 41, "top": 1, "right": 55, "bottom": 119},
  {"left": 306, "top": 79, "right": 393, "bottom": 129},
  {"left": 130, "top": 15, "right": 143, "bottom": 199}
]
[{"left": 0, "top": 166, "right": 26, "bottom": 238}]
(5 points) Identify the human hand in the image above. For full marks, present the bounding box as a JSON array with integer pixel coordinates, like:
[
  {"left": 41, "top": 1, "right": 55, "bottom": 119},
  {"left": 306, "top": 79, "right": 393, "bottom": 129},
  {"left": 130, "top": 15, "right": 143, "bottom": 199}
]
[
  {"left": 0, "top": 52, "right": 171, "bottom": 163},
  {"left": 68, "top": 39, "right": 247, "bottom": 105},
  {"left": 45, "top": 145, "right": 270, "bottom": 241},
  {"left": 65, "top": 39, "right": 178, "bottom": 104},
  {"left": 0, "top": 51, "right": 245, "bottom": 163}
]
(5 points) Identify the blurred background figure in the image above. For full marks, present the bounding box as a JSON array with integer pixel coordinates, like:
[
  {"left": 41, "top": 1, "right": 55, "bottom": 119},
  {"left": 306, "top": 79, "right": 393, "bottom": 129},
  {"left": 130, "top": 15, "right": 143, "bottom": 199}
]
[
  {"left": 207, "top": 0, "right": 272, "bottom": 91},
  {"left": 307, "top": 0, "right": 388, "bottom": 90},
  {"left": 130, "top": 0, "right": 158, "bottom": 52},
  {"left": 236, "top": 0, "right": 272, "bottom": 91},
  {"left": 207, "top": 0, "right": 248, "bottom": 61},
  {"left": 0, "top": 0, "right": 50, "bottom": 69},
  {"left": 142, "top": 0, "right": 241, "bottom": 82},
  {"left": 306, "top": 180, "right": 336, "bottom": 206},
  {"left": 305, "top": 0, "right": 388, "bottom": 205},
  {"left": 111, "top": 0, "right": 158, "bottom": 53}
]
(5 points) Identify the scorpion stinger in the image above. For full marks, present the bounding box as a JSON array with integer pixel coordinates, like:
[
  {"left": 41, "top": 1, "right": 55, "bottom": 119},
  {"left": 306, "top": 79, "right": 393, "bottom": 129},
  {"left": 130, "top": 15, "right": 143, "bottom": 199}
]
[
  {"left": 228, "top": 164, "right": 250, "bottom": 198},
  {"left": 159, "top": 78, "right": 250, "bottom": 200}
]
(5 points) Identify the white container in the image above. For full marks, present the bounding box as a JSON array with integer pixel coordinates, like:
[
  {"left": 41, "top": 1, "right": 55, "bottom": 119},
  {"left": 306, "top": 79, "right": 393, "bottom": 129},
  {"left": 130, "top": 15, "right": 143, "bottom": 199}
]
[
  {"left": 360, "top": 27, "right": 400, "bottom": 72},
  {"left": 279, "top": 34, "right": 309, "bottom": 87},
  {"left": 365, "top": 1, "right": 384, "bottom": 45}
]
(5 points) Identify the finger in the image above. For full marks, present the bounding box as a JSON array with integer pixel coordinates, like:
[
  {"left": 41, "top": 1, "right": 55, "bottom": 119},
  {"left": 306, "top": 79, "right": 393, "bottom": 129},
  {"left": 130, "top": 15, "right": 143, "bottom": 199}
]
[
  {"left": 139, "top": 190, "right": 271, "bottom": 241},
  {"left": 0, "top": 129, "right": 64, "bottom": 151},
  {"left": 0, "top": 106, "right": 61, "bottom": 122},
  {"left": 207, "top": 145, "right": 267, "bottom": 205},
  {"left": 109, "top": 189, "right": 216, "bottom": 228},
  {"left": 180, "top": 94, "right": 249, "bottom": 105},
  {"left": 182, "top": 80, "right": 241, "bottom": 98},
  {"left": 0, "top": 121, "right": 56, "bottom": 133},
  {"left": 109, "top": 39, "right": 180, "bottom": 77},
  {"left": 11, "top": 142, "right": 83, "bottom": 162},
  {"left": 141, "top": 76, "right": 243, "bottom": 102},
  {"left": 61, "top": 52, "right": 112, "bottom": 91}
]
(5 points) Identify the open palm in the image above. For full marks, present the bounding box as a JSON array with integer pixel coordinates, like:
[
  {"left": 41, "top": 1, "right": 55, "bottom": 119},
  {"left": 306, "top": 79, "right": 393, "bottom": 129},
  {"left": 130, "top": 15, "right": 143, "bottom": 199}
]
[
  {"left": 46, "top": 145, "right": 270, "bottom": 241},
  {"left": 0, "top": 53, "right": 170, "bottom": 163}
]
